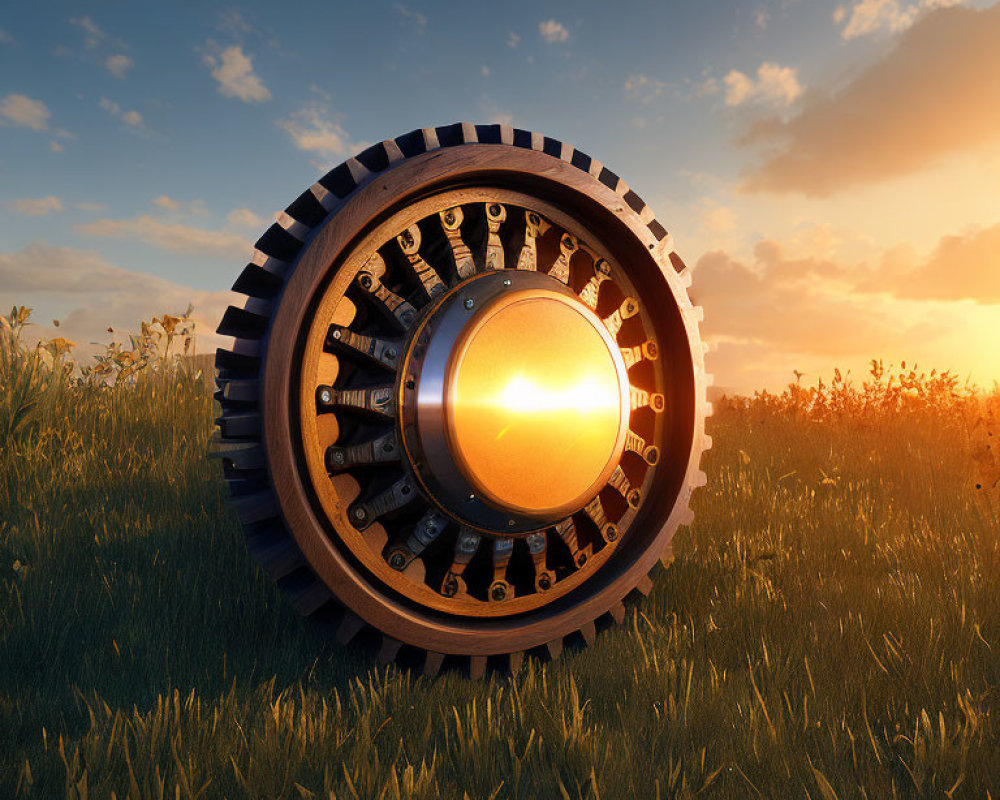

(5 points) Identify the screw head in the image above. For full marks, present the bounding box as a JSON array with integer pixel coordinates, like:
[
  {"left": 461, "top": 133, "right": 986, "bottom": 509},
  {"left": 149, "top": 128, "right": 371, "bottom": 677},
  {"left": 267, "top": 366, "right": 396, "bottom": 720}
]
[
  {"left": 538, "top": 574, "right": 552, "bottom": 591},
  {"left": 382, "top": 440, "right": 394, "bottom": 453},
  {"left": 400, "top": 309, "right": 414, "bottom": 324},
  {"left": 528, "top": 213, "right": 540, "bottom": 225},
  {"left": 442, "top": 578, "right": 458, "bottom": 597},
  {"left": 463, "top": 298, "right": 475, "bottom": 310},
  {"left": 576, "top": 552, "right": 588, "bottom": 567},
  {"left": 489, "top": 204, "right": 501, "bottom": 216},
  {"left": 507, "top": 519, "right": 516, "bottom": 527},
  {"left": 331, "top": 450, "right": 345, "bottom": 465},
  {"left": 605, "top": 525, "right": 619, "bottom": 542},
  {"left": 502, "top": 278, "right": 511, "bottom": 287},
  {"left": 384, "top": 347, "right": 396, "bottom": 360},
  {"left": 628, "top": 490, "right": 641, "bottom": 508},
  {"left": 405, "top": 378, "right": 416, "bottom": 390},
  {"left": 319, "top": 388, "right": 333, "bottom": 404},
  {"left": 400, "top": 231, "right": 414, "bottom": 249},
  {"left": 389, "top": 552, "right": 406, "bottom": 570},
  {"left": 444, "top": 211, "right": 456, "bottom": 225},
  {"left": 358, "top": 273, "right": 373, "bottom": 289},
  {"left": 332, "top": 329, "right": 342, "bottom": 340},
  {"left": 491, "top": 584, "right": 507, "bottom": 602},
  {"left": 353, "top": 507, "right": 366, "bottom": 521}
]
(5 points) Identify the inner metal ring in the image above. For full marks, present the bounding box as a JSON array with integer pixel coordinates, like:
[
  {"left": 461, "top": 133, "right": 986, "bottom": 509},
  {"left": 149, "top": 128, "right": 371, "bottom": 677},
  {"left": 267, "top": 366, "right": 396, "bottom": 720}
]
[{"left": 402, "top": 270, "right": 630, "bottom": 532}]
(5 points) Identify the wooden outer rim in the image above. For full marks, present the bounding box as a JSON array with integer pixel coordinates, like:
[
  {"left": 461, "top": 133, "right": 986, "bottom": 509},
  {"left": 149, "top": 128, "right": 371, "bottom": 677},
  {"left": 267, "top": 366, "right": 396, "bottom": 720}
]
[{"left": 264, "top": 144, "right": 708, "bottom": 655}]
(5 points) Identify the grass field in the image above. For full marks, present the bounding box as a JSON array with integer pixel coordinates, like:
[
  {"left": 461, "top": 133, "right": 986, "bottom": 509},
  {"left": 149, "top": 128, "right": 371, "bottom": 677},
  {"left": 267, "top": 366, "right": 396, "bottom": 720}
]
[{"left": 2, "top": 308, "right": 999, "bottom": 799}]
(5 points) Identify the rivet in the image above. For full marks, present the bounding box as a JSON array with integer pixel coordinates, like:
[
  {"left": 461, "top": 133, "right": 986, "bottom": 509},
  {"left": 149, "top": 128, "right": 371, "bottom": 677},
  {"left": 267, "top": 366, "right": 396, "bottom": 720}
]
[
  {"left": 319, "top": 388, "right": 332, "bottom": 404},
  {"left": 464, "top": 298, "right": 475, "bottom": 310},
  {"left": 389, "top": 552, "right": 406, "bottom": 570},
  {"left": 503, "top": 278, "right": 511, "bottom": 287}
]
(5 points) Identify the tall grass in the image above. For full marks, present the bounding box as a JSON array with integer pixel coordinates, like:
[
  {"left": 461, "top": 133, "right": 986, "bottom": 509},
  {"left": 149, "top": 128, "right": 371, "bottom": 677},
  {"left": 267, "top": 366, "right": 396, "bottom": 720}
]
[{"left": 1, "top": 311, "right": 997, "bottom": 798}]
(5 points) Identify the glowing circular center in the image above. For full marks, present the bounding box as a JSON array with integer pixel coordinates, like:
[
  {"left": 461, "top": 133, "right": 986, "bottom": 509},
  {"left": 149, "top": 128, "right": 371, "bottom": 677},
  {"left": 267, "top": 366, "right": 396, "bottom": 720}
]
[{"left": 446, "top": 294, "right": 628, "bottom": 517}]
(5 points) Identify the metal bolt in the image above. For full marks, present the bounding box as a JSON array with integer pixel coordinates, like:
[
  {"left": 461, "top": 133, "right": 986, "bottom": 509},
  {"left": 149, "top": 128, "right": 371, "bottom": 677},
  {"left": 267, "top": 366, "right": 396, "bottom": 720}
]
[
  {"left": 358, "top": 274, "right": 373, "bottom": 289},
  {"left": 389, "top": 552, "right": 406, "bottom": 570},
  {"left": 384, "top": 347, "right": 396, "bottom": 360},
  {"left": 405, "top": 378, "right": 416, "bottom": 390},
  {"left": 489, "top": 204, "right": 501, "bottom": 216},
  {"left": 464, "top": 297, "right": 475, "bottom": 310},
  {"left": 647, "top": 342, "right": 658, "bottom": 358},
  {"left": 444, "top": 211, "right": 456, "bottom": 225},
  {"left": 401, "top": 485, "right": 411, "bottom": 496},
  {"left": 382, "top": 440, "right": 394, "bottom": 453},
  {"left": 400, "top": 310, "right": 414, "bottom": 324},
  {"left": 332, "top": 329, "right": 342, "bottom": 340},
  {"left": 576, "top": 553, "right": 588, "bottom": 567},
  {"left": 502, "top": 278, "right": 511, "bottom": 287},
  {"left": 628, "top": 490, "right": 641, "bottom": 508},
  {"left": 331, "top": 450, "right": 345, "bottom": 465},
  {"left": 400, "top": 231, "right": 414, "bottom": 248},
  {"left": 353, "top": 507, "right": 366, "bottom": 521},
  {"left": 538, "top": 574, "right": 552, "bottom": 591},
  {"left": 647, "top": 447, "right": 660, "bottom": 465},
  {"left": 605, "top": 525, "right": 619, "bottom": 542},
  {"left": 491, "top": 584, "right": 507, "bottom": 602},
  {"left": 442, "top": 578, "right": 458, "bottom": 597},
  {"left": 528, "top": 213, "right": 539, "bottom": 225},
  {"left": 319, "top": 388, "right": 333, "bottom": 404}
]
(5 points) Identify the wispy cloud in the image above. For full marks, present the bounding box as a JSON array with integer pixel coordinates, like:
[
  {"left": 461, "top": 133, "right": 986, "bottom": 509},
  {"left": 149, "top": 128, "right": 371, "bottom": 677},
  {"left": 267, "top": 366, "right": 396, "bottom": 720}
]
[
  {"left": 724, "top": 62, "right": 803, "bottom": 107},
  {"left": 105, "top": 53, "right": 133, "bottom": 78},
  {"left": 833, "top": 0, "right": 963, "bottom": 39},
  {"left": 99, "top": 97, "right": 143, "bottom": 128},
  {"left": 6, "top": 196, "right": 64, "bottom": 216},
  {"left": 76, "top": 215, "right": 251, "bottom": 259},
  {"left": 539, "top": 19, "right": 569, "bottom": 43},
  {"left": 276, "top": 105, "right": 368, "bottom": 164},
  {"left": 507, "top": 31, "right": 521, "bottom": 48},
  {"left": 202, "top": 43, "right": 271, "bottom": 102},
  {"left": 624, "top": 74, "right": 666, "bottom": 103},
  {"left": 0, "top": 93, "right": 51, "bottom": 130},
  {"left": 394, "top": 4, "right": 428, "bottom": 34},
  {"left": 741, "top": 4, "right": 1000, "bottom": 195}
]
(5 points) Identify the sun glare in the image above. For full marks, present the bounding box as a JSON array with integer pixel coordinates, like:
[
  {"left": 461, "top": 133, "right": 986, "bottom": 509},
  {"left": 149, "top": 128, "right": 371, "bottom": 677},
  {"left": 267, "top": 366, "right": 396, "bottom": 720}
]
[{"left": 496, "top": 373, "right": 620, "bottom": 414}]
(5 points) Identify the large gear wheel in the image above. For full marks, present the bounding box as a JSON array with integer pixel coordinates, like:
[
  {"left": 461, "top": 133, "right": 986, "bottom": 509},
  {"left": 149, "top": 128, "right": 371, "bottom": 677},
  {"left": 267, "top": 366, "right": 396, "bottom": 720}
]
[{"left": 215, "top": 123, "right": 712, "bottom": 676}]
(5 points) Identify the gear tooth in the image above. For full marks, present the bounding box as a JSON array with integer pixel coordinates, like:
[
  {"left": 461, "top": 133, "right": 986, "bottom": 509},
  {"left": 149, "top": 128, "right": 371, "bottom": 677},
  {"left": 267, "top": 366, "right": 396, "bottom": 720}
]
[
  {"left": 508, "top": 651, "right": 524, "bottom": 674},
  {"left": 424, "top": 651, "right": 445, "bottom": 676},
  {"left": 421, "top": 127, "right": 440, "bottom": 151},
  {"left": 545, "top": 637, "right": 563, "bottom": 661},
  {"left": 215, "top": 347, "right": 260, "bottom": 374},
  {"left": 285, "top": 577, "right": 332, "bottom": 617},
  {"left": 469, "top": 655, "right": 487, "bottom": 679},
  {"left": 460, "top": 122, "right": 478, "bottom": 143},
  {"left": 559, "top": 141, "right": 573, "bottom": 162},
  {"left": 382, "top": 138, "right": 404, "bottom": 164},
  {"left": 378, "top": 636, "right": 402, "bottom": 665},
  {"left": 693, "top": 469, "right": 708, "bottom": 488},
  {"left": 703, "top": 401, "right": 714, "bottom": 418},
  {"left": 704, "top": 372, "right": 715, "bottom": 387},
  {"left": 232, "top": 264, "right": 283, "bottom": 299},
  {"left": 615, "top": 177, "right": 630, "bottom": 197},
  {"left": 639, "top": 206, "right": 655, "bottom": 224},
  {"left": 530, "top": 131, "right": 544, "bottom": 151},
  {"left": 635, "top": 575, "right": 653, "bottom": 596},
  {"left": 588, "top": 158, "right": 604, "bottom": 179},
  {"left": 345, "top": 157, "right": 370, "bottom": 184},
  {"left": 659, "top": 540, "right": 676, "bottom": 568},
  {"left": 218, "top": 305, "right": 269, "bottom": 340},
  {"left": 336, "top": 611, "right": 365, "bottom": 645},
  {"left": 691, "top": 305, "right": 705, "bottom": 323},
  {"left": 703, "top": 434, "right": 714, "bottom": 451},
  {"left": 246, "top": 528, "right": 306, "bottom": 580},
  {"left": 702, "top": 342, "right": 711, "bottom": 357},
  {"left": 579, "top": 621, "right": 596, "bottom": 645},
  {"left": 213, "top": 442, "right": 265, "bottom": 471},
  {"left": 678, "top": 505, "right": 695, "bottom": 526},
  {"left": 218, "top": 412, "right": 261, "bottom": 440},
  {"left": 231, "top": 491, "right": 279, "bottom": 525},
  {"left": 221, "top": 378, "right": 259, "bottom": 404},
  {"left": 498, "top": 124, "right": 514, "bottom": 145},
  {"left": 309, "top": 181, "right": 339, "bottom": 212},
  {"left": 609, "top": 602, "right": 626, "bottom": 625},
  {"left": 678, "top": 267, "right": 693, "bottom": 288},
  {"left": 248, "top": 249, "right": 291, "bottom": 279}
]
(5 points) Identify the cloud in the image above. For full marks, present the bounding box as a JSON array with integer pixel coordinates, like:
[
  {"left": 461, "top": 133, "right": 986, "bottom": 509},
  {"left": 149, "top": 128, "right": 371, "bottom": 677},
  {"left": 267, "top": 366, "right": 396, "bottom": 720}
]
[
  {"left": 740, "top": 4, "right": 1000, "bottom": 196},
  {"left": 75, "top": 215, "right": 250, "bottom": 259},
  {"left": 152, "top": 195, "right": 180, "bottom": 211},
  {"left": 0, "top": 93, "right": 50, "bottom": 130},
  {"left": 105, "top": 53, "right": 133, "bottom": 78},
  {"left": 202, "top": 44, "right": 271, "bottom": 102},
  {"left": 69, "top": 16, "right": 107, "bottom": 49},
  {"left": 6, "top": 196, "right": 63, "bottom": 216},
  {"left": 507, "top": 31, "right": 521, "bottom": 48},
  {"left": 226, "top": 208, "right": 267, "bottom": 229},
  {"left": 724, "top": 62, "right": 803, "bottom": 107},
  {"left": 868, "top": 222, "right": 1000, "bottom": 303},
  {"left": 624, "top": 74, "right": 666, "bottom": 104},
  {"left": 0, "top": 242, "right": 235, "bottom": 358},
  {"left": 99, "top": 97, "right": 143, "bottom": 127},
  {"left": 276, "top": 105, "right": 366, "bottom": 161},
  {"left": 539, "top": 19, "right": 569, "bottom": 43},
  {"left": 834, "top": 0, "right": 963, "bottom": 39},
  {"left": 696, "top": 198, "right": 738, "bottom": 234},
  {"left": 394, "top": 4, "right": 427, "bottom": 34},
  {"left": 49, "top": 141, "right": 64, "bottom": 153},
  {"left": 691, "top": 223, "right": 1000, "bottom": 390}
]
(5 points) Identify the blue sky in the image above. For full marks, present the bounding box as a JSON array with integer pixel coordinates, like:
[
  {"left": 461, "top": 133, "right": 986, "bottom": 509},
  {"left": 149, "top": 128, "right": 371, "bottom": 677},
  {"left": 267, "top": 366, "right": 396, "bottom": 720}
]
[{"left": 2, "top": 0, "right": 999, "bottom": 390}]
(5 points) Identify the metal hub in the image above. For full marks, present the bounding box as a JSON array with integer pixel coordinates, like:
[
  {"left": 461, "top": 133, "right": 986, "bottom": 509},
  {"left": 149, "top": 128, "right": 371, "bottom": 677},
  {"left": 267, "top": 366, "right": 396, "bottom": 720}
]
[{"left": 402, "top": 270, "right": 630, "bottom": 533}]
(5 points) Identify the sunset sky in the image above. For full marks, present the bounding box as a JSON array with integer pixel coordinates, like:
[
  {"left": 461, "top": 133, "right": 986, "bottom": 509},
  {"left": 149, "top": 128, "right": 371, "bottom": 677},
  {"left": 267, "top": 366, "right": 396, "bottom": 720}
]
[{"left": 2, "top": 0, "right": 998, "bottom": 392}]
